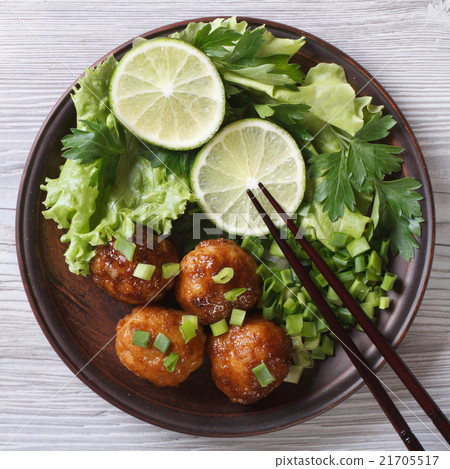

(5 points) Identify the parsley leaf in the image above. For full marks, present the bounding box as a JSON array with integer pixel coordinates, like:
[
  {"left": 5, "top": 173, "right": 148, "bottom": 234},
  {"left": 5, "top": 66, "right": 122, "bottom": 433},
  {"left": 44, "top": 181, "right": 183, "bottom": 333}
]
[
  {"left": 226, "top": 27, "right": 266, "bottom": 65},
  {"left": 348, "top": 113, "right": 403, "bottom": 191},
  {"left": 313, "top": 151, "right": 356, "bottom": 220},
  {"left": 193, "top": 24, "right": 241, "bottom": 58},
  {"left": 372, "top": 178, "right": 423, "bottom": 260},
  {"left": 61, "top": 119, "right": 126, "bottom": 188},
  {"left": 139, "top": 144, "right": 195, "bottom": 178},
  {"left": 309, "top": 113, "right": 405, "bottom": 220}
]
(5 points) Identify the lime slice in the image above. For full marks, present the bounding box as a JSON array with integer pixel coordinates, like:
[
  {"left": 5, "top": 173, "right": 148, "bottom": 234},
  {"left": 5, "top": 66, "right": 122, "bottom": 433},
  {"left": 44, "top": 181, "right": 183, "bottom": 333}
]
[
  {"left": 110, "top": 38, "right": 226, "bottom": 150},
  {"left": 191, "top": 119, "right": 306, "bottom": 236}
]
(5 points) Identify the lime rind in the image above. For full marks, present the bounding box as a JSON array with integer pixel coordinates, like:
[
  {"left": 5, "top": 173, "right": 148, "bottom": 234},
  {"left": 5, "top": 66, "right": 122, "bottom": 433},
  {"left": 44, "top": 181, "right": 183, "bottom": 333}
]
[
  {"left": 109, "top": 38, "right": 226, "bottom": 150},
  {"left": 191, "top": 118, "right": 306, "bottom": 237}
]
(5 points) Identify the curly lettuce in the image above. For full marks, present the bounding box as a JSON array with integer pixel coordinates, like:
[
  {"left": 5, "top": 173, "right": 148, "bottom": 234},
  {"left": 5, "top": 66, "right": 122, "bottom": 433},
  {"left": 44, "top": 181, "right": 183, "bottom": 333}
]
[{"left": 41, "top": 56, "right": 195, "bottom": 275}]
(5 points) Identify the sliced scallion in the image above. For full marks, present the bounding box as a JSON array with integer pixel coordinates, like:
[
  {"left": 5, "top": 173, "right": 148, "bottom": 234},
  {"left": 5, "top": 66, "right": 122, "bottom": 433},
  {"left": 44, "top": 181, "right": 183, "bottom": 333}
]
[
  {"left": 132, "top": 330, "right": 151, "bottom": 348},
  {"left": 329, "top": 232, "right": 350, "bottom": 248},
  {"left": 210, "top": 319, "right": 229, "bottom": 337},
  {"left": 321, "top": 335, "right": 335, "bottom": 356},
  {"left": 269, "top": 240, "right": 285, "bottom": 258},
  {"left": 212, "top": 267, "right": 234, "bottom": 284},
  {"left": 153, "top": 332, "right": 171, "bottom": 354},
  {"left": 224, "top": 287, "right": 246, "bottom": 302},
  {"left": 284, "top": 365, "right": 303, "bottom": 384},
  {"left": 229, "top": 308, "right": 246, "bottom": 327},
  {"left": 381, "top": 272, "right": 397, "bottom": 291},
  {"left": 114, "top": 234, "right": 136, "bottom": 262},
  {"left": 133, "top": 263, "right": 156, "bottom": 281},
  {"left": 311, "top": 346, "right": 326, "bottom": 360},
  {"left": 349, "top": 279, "right": 369, "bottom": 302},
  {"left": 379, "top": 296, "right": 390, "bottom": 309},
  {"left": 252, "top": 362, "right": 276, "bottom": 387},
  {"left": 346, "top": 237, "right": 370, "bottom": 258},
  {"left": 163, "top": 352, "right": 179, "bottom": 373},
  {"left": 301, "top": 321, "right": 317, "bottom": 338},
  {"left": 178, "top": 322, "right": 197, "bottom": 343},
  {"left": 181, "top": 315, "right": 198, "bottom": 330},
  {"left": 368, "top": 250, "right": 382, "bottom": 275},
  {"left": 286, "top": 314, "right": 303, "bottom": 335},
  {"left": 241, "top": 236, "right": 264, "bottom": 260},
  {"left": 161, "top": 262, "right": 180, "bottom": 279}
]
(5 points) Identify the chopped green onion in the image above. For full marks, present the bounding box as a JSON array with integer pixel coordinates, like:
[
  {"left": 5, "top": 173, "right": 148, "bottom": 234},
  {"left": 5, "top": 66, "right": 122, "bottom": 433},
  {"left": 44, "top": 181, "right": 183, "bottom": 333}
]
[
  {"left": 349, "top": 279, "right": 370, "bottom": 301},
  {"left": 114, "top": 234, "right": 136, "bottom": 261},
  {"left": 132, "top": 330, "right": 151, "bottom": 348},
  {"left": 381, "top": 272, "right": 397, "bottom": 291},
  {"left": 311, "top": 346, "right": 326, "bottom": 360},
  {"left": 178, "top": 322, "right": 197, "bottom": 343},
  {"left": 379, "top": 296, "right": 390, "bottom": 309},
  {"left": 366, "top": 269, "right": 381, "bottom": 282},
  {"left": 181, "top": 315, "right": 198, "bottom": 330},
  {"left": 132, "top": 263, "right": 156, "bottom": 281},
  {"left": 283, "top": 297, "right": 299, "bottom": 316},
  {"left": 314, "top": 272, "right": 328, "bottom": 288},
  {"left": 210, "top": 319, "right": 229, "bottom": 337},
  {"left": 224, "top": 287, "right": 246, "bottom": 302},
  {"left": 354, "top": 255, "right": 366, "bottom": 273},
  {"left": 304, "top": 334, "right": 321, "bottom": 350},
  {"left": 153, "top": 332, "right": 171, "bottom": 353},
  {"left": 326, "top": 286, "right": 343, "bottom": 306},
  {"left": 330, "top": 232, "right": 350, "bottom": 248},
  {"left": 321, "top": 335, "right": 335, "bottom": 356},
  {"left": 280, "top": 269, "right": 294, "bottom": 286},
  {"left": 284, "top": 365, "right": 303, "bottom": 384},
  {"left": 379, "top": 239, "right": 390, "bottom": 262},
  {"left": 303, "top": 302, "right": 319, "bottom": 321},
  {"left": 286, "top": 314, "right": 303, "bottom": 335},
  {"left": 333, "top": 253, "right": 349, "bottom": 269},
  {"left": 365, "top": 291, "right": 379, "bottom": 307},
  {"left": 337, "top": 270, "right": 355, "bottom": 284},
  {"left": 163, "top": 352, "right": 179, "bottom": 372},
  {"left": 346, "top": 237, "right": 370, "bottom": 258},
  {"left": 301, "top": 321, "right": 317, "bottom": 338},
  {"left": 241, "top": 236, "right": 264, "bottom": 260},
  {"left": 337, "top": 307, "right": 356, "bottom": 326},
  {"left": 212, "top": 267, "right": 234, "bottom": 284},
  {"left": 368, "top": 250, "right": 382, "bottom": 275},
  {"left": 162, "top": 262, "right": 180, "bottom": 279},
  {"left": 256, "top": 264, "right": 271, "bottom": 280},
  {"left": 269, "top": 240, "right": 285, "bottom": 258},
  {"left": 361, "top": 301, "right": 375, "bottom": 320},
  {"left": 300, "top": 286, "right": 311, "bottom": 301},
  {"left": 252, "top": 362, "right": 276, "bottom": 387},
  {"left": 316, "top": 317, "right": 329, "bottom": 333},
  {"left": 296, "top": 291, "right": 306, "bottom": 307},
  {"left": 229, "top": 308, "right": 246, "bottom": 327}
]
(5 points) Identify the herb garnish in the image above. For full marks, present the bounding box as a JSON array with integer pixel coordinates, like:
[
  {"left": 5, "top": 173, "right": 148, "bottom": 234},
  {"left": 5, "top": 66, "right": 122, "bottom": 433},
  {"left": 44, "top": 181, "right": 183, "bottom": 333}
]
[{"left": 308, "top": 112, "right": 423, "bottom": 260}]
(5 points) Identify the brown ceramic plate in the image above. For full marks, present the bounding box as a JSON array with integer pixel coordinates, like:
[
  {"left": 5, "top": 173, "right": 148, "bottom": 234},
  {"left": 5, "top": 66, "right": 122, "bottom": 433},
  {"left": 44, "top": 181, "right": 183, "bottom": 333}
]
[{"left": 16, "top": 17, "right": 435, "bottom": 436}]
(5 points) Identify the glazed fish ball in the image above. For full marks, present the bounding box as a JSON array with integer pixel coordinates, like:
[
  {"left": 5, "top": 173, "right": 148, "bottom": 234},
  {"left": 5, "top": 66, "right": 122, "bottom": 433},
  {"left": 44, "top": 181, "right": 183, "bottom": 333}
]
[
  {"left": 175, "top": 238, "right": 261, "bottom": 325},
  {"left": 207, "top": 316, "right": 292, "bottom": 404},
  {"left": 90, "top": 230, "right": 178, "bottom": 304},
  {"left": 115, "top": 305, "right": 206, "bottom": 386}
]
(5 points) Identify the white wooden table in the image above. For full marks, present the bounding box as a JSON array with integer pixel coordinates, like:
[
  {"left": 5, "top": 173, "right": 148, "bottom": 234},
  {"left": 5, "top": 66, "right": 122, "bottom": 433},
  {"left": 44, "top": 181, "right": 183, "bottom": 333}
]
[{"left": 1, "top": 0, "right": 449, "bottom": 451}]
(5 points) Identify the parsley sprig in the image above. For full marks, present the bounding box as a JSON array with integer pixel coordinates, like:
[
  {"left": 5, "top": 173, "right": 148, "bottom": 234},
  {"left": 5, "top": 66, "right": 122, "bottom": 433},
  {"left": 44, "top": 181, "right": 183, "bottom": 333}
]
[
  {"left": 193, "top": 24, "right": 305, "bottom": 90},
  {"left": 308, "top": 112, "right": 423, "bottom": 261},
  {"left": 61, "top": 119, "right": 126, "bottom": 188}
]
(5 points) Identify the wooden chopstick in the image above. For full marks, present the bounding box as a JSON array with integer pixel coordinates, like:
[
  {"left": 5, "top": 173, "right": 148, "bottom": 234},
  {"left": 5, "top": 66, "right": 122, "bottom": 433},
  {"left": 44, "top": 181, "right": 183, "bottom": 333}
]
[
  {"left": 247, "top": 186, "right": 427, "bottom": 451},
  {"left": 255, "top": 181, "right": 450, "bottom": 446}
]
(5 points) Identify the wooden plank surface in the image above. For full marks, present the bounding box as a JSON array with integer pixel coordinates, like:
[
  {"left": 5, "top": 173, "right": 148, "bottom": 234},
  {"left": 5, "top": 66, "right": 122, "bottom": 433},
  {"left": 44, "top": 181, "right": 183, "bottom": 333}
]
[{"left": 1, "top": 0, "right": 449, "bottom": 451}]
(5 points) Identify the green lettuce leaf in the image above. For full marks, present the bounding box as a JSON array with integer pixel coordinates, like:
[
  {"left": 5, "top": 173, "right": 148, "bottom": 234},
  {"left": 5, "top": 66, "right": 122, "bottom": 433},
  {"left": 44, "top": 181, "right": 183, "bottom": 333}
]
[
  {"left": 41, "top": 56, "right": 195, "bottom": 275},
  {"left": 273, "top": 63, "right": 382, "bottom": 136}
]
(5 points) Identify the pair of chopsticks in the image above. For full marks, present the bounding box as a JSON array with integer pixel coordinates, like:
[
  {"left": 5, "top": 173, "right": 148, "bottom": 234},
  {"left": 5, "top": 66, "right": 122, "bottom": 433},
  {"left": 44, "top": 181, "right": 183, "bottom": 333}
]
[{"left": 247, "top": 182, "right": 450, "bottom": 451}]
